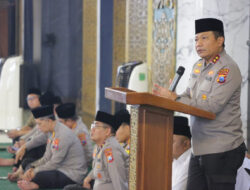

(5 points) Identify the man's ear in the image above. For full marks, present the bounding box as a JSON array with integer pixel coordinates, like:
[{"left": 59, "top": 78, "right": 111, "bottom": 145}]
[
  {"left": 217, "top": 36, "right": 224, "bottom": 47},
  {"left": 105, "top": 127, "right": 112, "bottom": 136}
]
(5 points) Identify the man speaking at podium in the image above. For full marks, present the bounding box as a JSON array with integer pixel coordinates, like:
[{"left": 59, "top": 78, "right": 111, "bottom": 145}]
[{"left": 154, "top": 18, "right": 246, "bottom": 190}]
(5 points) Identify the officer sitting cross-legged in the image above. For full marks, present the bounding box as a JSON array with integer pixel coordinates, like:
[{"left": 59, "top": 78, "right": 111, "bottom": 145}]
[{"left": 17, "top": 105, "right": 87, "bottom": 190}]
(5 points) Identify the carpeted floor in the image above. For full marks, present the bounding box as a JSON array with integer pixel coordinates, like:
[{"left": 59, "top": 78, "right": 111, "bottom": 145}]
[{"left": 0, "top": 144, "right": 62, "bottom": 190}]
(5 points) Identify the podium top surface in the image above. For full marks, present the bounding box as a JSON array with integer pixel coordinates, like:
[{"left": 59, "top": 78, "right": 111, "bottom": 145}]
[{"left": 105, "top": 87, "right": 215, "bottom": 120}]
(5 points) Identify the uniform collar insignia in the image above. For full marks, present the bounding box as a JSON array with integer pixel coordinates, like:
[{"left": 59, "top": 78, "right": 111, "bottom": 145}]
[{"left": 211, "top": 54, "right": 220, "bottom": 64}]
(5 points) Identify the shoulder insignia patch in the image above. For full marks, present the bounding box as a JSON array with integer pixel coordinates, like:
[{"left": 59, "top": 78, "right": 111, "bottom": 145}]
[
  {"left": 52, "top": 138, "right": 60, "bottom": 150},
  {"left": 78, "top": 133, "right": 87, "bottom": 146},
  {"left": 217, "top": 68, "right": 229, "bottom": 84},
  {"left": 104, "top": 148, "right": 114, "bottom": 163}
]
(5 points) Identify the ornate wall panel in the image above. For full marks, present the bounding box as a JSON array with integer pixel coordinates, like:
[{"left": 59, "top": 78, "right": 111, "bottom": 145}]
[
  {"left": 112, "top": 0, "right": 126, "bottom": 84},
  {"left": 129, "top": 106, "right": 139, "bottom": 190},
  {"left": 81, "top": 0, "right": 97, "bottom": 127},
  {"left": 126, "top": 0, "right": 148, "bottom": 62},
  {"left": 149, "top": 0, "right": 177, "bottom": 91},
  {"left": 112, "top": 0, "right": 127, "bottom": 113}
]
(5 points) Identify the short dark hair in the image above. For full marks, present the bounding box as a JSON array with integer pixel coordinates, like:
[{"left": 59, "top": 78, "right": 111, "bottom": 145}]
[{"left": 213, "top": 31, "right": 225, "bottom": 48}]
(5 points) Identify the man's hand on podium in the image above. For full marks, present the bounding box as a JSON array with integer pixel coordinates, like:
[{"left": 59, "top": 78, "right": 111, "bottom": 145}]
[{"left": 153, "top": 83, "right": 177, "bottom": 101}]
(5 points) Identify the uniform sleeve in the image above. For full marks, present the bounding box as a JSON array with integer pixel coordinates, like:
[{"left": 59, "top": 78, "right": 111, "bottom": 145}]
[
  {"left": 31, "top": 143, "right": 52, "bottom": 168},
  {"left": 176, "top": 64, "right": 195, "bottom": 105},
  {"left": 177, "top": 87, "right": 192, "bottom": 105},
  {"left": 103, "top": 148, "right": 128, "bottom": 190},
  {"left": 25, "top": 132, "right": 48, "bottom": 151},
  {"left": 178, "top": 65, "right": 242, "bottom": 114},
  {"left": 20, "top": 127, "right": 37, "bottom": 141},
  {"left": 34, "top": 136, "right": 72, "bottom": 174}
]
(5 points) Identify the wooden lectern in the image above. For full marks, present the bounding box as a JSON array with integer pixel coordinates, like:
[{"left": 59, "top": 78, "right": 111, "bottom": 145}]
[{"left": 105, "top": 87, "right": 215, "bottom": 190}]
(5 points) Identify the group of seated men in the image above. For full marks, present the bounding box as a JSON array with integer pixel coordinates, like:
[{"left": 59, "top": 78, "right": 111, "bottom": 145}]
[
  {"left": 0, "top": 88, "right": 249, "bottom": 190},
  {"left": 0, "top": 88, "right": 131, "bottom": 190}
]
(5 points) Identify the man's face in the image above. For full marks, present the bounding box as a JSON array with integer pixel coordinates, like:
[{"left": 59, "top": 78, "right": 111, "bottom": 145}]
[
  {"left": 173, "top": 134, "right": 190, "bottom": 160},
  {"left": 36, "top": 118, "right": 51, "bottom": 133},
  {"left": 27, "top": 94, "right": 40, "bottom": 109},
  {"left": 195, "top": 31, "right": 224, "bottom": 61},
  {"left": 115, "top": 124, "right": 130, "bottom": 143},
  {"left": 90, "top": 121, "right": 110, "bottom": 143}
]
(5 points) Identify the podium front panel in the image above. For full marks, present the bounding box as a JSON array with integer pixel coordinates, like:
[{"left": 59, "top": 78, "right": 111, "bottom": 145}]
[{"left": 129, "top": 105, "right": 173, "bottom": 190}]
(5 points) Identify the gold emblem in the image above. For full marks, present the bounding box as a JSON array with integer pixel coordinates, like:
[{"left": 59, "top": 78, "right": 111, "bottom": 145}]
[
  {"left": 194, "top": 69, "right": 200, "bottom": 74},
  {"left": 208, "top": 70, "right": 214, "bottom": 75}
]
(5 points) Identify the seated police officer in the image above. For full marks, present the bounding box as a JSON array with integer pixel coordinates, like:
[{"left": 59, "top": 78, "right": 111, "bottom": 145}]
[
  {"left": 56, "top": 103, "right": 93, "bottom": 166},
  {"left": 64, "top": 111, "right": 129, "bottom": 190},
  {"left": 17, "top": 105, "right": 87, "bottom": 190},
  {"left": 9, "top": 92, "right": 58, "bottom": 181},
  {"left": 7, "top": 88, "right": 41, "bottom": 144},
  {"left": 115, "top": 109, "right": 131, "bottom": 155}
]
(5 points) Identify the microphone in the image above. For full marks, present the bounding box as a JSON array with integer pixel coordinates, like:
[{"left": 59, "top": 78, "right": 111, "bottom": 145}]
[{"left": 169, "top": 66, "right": 185, "bottom": 91}]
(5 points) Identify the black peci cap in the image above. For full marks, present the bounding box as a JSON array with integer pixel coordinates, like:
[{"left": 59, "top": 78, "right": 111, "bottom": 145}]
[
  {"left": 39, "top": 91, "right": 55, "bottom": 106},
  {"left": 53, "top": 96, "right": 62, "bottom": 105},
  {"left": 95, "top": 111, "right": 116, "bottom": 130},
  {"left": 28, "top": 88, "right": 41, "bottom": 96},
  {"left": 31, "top": 105, "right": 54, "bottom": 119},
  {"left": 114, "top": 109, "right": 130, "bottom": 129},
  {"left": 195, "top": 18, "right": 224, "bottom": 36},
  {"left": 174, "top": 116, "right": 191, "bottom": 139},
  {"left": 56, "top": 103, "right": 76, "bottom": 119}
]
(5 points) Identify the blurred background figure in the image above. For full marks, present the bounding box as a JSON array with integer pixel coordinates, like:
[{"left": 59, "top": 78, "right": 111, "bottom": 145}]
[
  {"left": 172, "top": 116, "right": 191, "bottom": 190},
  {"left": 115, "top": 109, "right": 131, "bottom": 155}
]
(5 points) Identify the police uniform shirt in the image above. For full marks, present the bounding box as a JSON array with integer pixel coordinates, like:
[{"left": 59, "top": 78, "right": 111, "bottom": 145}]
[
  {"left": 88, "top": 136, "right": 129, "bottom": 190},
  {"left": 172, "top": 148, "right": 191, "bottom": 190},
  {"left": 20, "top": 125, "right": 41, "bottom": 142},
  {"left": 25, "top": 129, "right": 49, "bottom": 151},
  {"left": 31, "top": 121, "right": 88, "bottom": 184},
  {"left": 177, "top": 50, "right": 244, "bottom": 155},
  {"left": 72, "top": 117, "right": 93, "bottom": 166}
]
